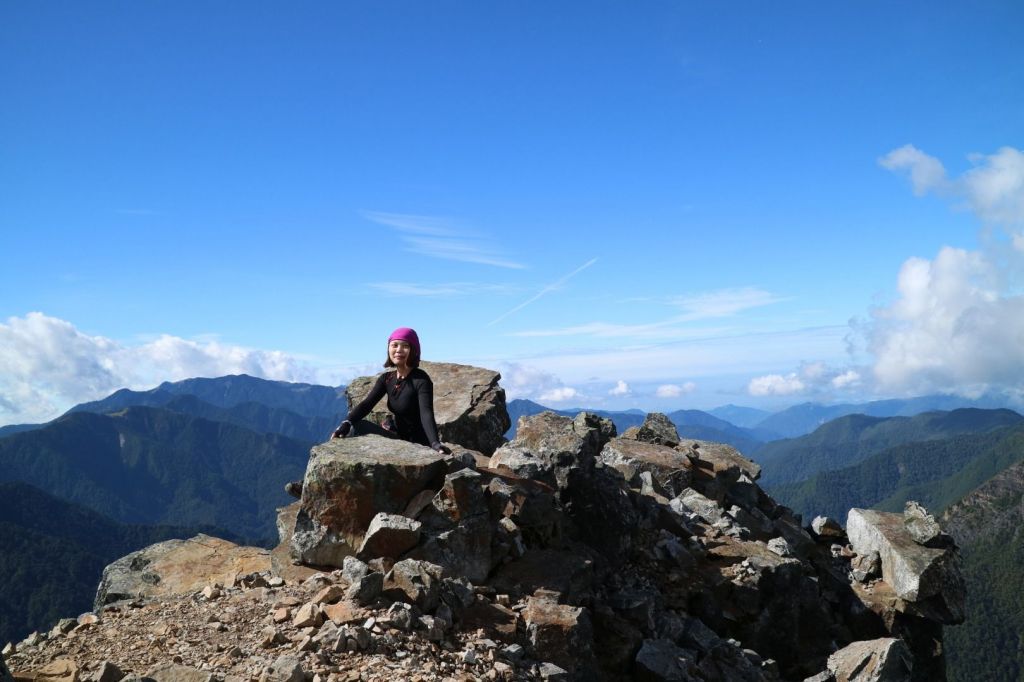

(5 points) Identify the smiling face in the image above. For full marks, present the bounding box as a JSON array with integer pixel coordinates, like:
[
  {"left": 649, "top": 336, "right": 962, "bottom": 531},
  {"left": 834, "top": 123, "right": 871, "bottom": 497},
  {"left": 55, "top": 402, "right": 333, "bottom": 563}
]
[{"left": 388, "top": 339, "right": 412, "bottom": 369}]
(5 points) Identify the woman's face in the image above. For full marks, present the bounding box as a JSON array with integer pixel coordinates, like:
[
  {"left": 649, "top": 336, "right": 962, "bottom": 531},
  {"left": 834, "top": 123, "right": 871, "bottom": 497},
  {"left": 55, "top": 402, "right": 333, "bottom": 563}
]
[{"left": 389, "top": 339, "right": 412, "bottom": 367}]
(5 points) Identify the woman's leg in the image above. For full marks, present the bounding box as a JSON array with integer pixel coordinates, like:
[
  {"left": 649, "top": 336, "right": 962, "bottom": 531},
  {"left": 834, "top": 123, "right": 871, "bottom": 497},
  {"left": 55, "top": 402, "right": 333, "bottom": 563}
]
[{"left": 351, "top": 418, "right": 400, "bottom": 439}]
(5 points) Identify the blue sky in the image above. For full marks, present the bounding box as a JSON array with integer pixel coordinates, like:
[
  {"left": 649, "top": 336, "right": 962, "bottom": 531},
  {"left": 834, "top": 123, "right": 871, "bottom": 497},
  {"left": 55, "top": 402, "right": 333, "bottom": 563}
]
[{"left": 2, "top": 2, "right": 1023, "bottom": 425}]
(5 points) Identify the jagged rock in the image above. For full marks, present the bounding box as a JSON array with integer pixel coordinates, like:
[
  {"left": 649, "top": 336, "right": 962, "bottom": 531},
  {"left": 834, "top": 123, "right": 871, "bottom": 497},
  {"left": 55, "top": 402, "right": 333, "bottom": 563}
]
[
  {"left": 811, "top": 516, "right": 845, "bottom": 538},
  {"left": 291, "top": 436, "right": 446, "bottom": 567},
  {"left": 145, "top": 664, "right": 212, "bottom": 682},
  {"left": 94, "top": 534, "right": 270, "bottom": 609},
  {"left": 846, "top": 508, "right": 965, "bottom": 623},
  {"left": 383, "top": 559, "right": 443, "bottom": 611},
  {"left": 626, "top": 412, "right": 681, "bottom": 447},
  {"left": 536, "top": 662, "right": 569, "bottom": 681},
  {"left": 356, "top": 512, "right": 421, "bottom": 560},
  {"left": 1, "top": 653, "right": 13, "bottom": 682},
  {"left": 903, "top": 502, "right": 952, "bottom": 549},
  {"left": 827, "top": 638, "right": 912, "bottom": 681},
  {"left": 492, "top": 411, "right": 613, "bottom": 488},
  {"left": 346, "top": 361, "right": 510, "bottom": 455},
  {"left": 258, "top": 656, "right": 304, "bottom": 682},
  {"left": 524, "top": 596, "right": 594, "bottom": 674},
  {"left": 345, "top": 571, "right": 383, "bottom": 606},
  {"left": 600, "top": 438, "right": 693, "bottom": 497},
  {"left": 673, "top": 488, "right": 724, "bottom": 525},
  {"left": 634, "top": 639, "right": 699, "bottom": 680}
]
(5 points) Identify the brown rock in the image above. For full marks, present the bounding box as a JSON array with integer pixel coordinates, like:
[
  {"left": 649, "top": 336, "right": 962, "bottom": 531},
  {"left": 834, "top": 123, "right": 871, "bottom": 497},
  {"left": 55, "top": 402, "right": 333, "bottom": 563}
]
[
  {"left": 290, "top": 436, "right": 446, "bottom": 567},
  {"left": 95, "top": 535, "right": 270, "bottom": 609},
  {"left": 13, "top": 659, "right": 78, "bottom": 682},
  {"left": 145, "top": 664, "right": 214, "bottom": 682},
  {"left": 356, "top": 513, "right": 422, "bottom": 560},
  {"left": 599, "top": 438, "right": 693, "bottom": 496},
  {"left": 523, "top": 597, "right": 594, "bottom": 673},
  {"left": 311, "top": 585, "right": 346, "bottom": 605}
]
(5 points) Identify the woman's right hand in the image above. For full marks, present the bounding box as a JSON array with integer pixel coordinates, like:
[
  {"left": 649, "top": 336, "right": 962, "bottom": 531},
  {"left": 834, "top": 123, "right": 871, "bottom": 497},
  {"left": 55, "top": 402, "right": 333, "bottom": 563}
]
[{"left": 331, "top": 421, "right": 352, "bottom": 439}]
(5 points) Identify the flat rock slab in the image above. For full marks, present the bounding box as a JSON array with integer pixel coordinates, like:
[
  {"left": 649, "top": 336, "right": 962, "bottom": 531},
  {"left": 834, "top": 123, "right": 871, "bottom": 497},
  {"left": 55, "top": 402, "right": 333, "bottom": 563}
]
[
  {"left": 846, "top": 508, "right": 964, "bottom": 622},
  {"left": 95, "top": 534, "right": 270, "bottom": 609},
  {"left": 679, "top": 439, "right": 761, "bottom": 481},
  {"left": 11, "top": 659, "right": 78, "bottom": 682},
  {"left": 599, "top": 438, "right": 693, "bottom": 495},
  {"left": 346, "top": 362, "right": 510, "bottom": 455},
  {"left": 292, "top": 436, "right": 446, "bottom": 566},
  {"left": 827, "top": 637, "right": 911, "bottom": 682},
  {"left": 146, "top": 664, "right": 213, "bottom": 682}
]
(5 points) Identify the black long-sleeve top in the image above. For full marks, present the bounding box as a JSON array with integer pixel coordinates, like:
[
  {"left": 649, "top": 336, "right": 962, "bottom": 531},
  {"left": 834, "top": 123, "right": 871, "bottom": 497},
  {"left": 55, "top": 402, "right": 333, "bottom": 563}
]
[{"left": 346, "top": 368, "right": 441, "bottom": 447}]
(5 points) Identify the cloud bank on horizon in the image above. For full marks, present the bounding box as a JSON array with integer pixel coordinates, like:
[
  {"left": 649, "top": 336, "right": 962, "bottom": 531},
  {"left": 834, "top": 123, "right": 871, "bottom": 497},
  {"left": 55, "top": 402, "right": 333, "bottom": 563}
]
[{"left": 747, "top": 145, "right": 1024, "bottom": 402}]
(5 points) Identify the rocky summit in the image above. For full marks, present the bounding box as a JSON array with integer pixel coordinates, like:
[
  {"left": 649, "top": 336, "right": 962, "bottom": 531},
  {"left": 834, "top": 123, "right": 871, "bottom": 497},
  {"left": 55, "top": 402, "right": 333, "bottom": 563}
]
[{"left": 5, "top": 366, "right": 965, "bottom": 682}]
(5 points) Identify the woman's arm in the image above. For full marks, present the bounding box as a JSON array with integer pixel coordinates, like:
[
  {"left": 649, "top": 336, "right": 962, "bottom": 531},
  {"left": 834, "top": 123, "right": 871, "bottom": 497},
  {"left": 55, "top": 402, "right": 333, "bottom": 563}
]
[
  {"left": 334, "top": 373, "right": 388, "bottom": 436},
  {"left": 414, "top": 374, "right": 445, "bottom": 451}
]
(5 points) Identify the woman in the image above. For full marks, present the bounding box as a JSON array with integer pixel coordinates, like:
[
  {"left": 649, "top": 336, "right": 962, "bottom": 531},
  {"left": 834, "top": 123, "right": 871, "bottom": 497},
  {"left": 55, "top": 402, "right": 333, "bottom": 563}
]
[
  {"left": 333, "top": 327, "right": 450, "bottom": 451},
  {"left": 286, "top": 327, "right": 449, "bottom": 498}
]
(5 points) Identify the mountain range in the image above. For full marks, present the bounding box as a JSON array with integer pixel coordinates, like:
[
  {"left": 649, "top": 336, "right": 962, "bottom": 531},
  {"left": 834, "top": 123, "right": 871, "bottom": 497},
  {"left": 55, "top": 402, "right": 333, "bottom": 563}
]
[{"left": 4, "top": 374, "right": 1024, "bottom": 680}]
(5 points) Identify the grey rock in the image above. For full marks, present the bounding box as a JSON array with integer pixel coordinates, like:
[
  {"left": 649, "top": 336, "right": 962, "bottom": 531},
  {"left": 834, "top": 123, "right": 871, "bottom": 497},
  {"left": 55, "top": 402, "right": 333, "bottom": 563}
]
[
  {"left": 145, "top": 664, "right": 213, "bottom": 682},
  {"left": 628, "top": 412, "right": 682, "bottom": 447},
  {"left": 537, "top": 662, "right": 569, "bottom": 681},
  {"left": 811, "top": 516, "right": 845, "bottom": 539},
  {"left": 259, "top": 656, "right": 305, "bottom": 682},
  {"left": 342, "top": 556, "right": 370, "bottom": 583},
  {"left": 1, "top": 650, "right": 13, "bottom": 682},
  {"left": 826, "top": 638, "right": 911, "bottom": 681},
  {"left": 903, "top": 501, "right": 953, "bottom": 548},
  {"left": 767, "top": 537, "right": 792, "bottom": 557},
  {"left": 356, "top": 512, "right": 421, "bottom": 560},
  {"left": 347, "top": 361, "right": 510, "bottom": 455},
  {"left": 803, "top": 673, "right": 834, "bottom": 682},
  {"left": 345, "top": 571, "right": 383, "bottom": 606},
  {"left": 847, "top": 508, "right": 965, "bottom": 623},
  {"left": 851, "top": 551, "right": 882, "bottom": 583},
  {"left": 383, "top": 559, "right": 443, "bottom": 612},
  {"left": 634, "top": 639, "right": 699, "bottom": 680},
  {"left": 90, "top": 661, "right": 126, "bottom": 682},
  {"left": 600, "top": 438, "right": 693, "bottom": 497},
  {"left": 674, "top": 488, "right": 724, "bottom": 525}
]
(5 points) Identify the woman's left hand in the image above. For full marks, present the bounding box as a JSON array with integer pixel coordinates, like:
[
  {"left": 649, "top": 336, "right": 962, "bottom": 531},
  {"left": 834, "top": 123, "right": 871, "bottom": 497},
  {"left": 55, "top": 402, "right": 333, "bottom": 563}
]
[{"left": 431, "top": 442, "right": 452, "bottom": 455}]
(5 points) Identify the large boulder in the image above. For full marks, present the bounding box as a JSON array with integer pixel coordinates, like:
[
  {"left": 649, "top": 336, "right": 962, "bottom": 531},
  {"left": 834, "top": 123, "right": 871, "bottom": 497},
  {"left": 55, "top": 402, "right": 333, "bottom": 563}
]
[
  {"left": 94, "top": 534, "right": 270, "bottom": 609},
  {"left": 345, "top": 361, "right": 510, "bottom": 455},
  {"left": 291, "top": 436, "right": 446, "bottom": 567},
  {"left": 846, "top": 508, "right": 965, "bottom": 623}
]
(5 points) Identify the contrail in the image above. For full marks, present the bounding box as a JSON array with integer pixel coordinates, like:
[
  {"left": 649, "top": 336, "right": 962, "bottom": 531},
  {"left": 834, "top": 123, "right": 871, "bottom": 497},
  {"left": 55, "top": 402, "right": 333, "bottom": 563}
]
[{"left": 489, "top": 257, "right": 599, "bottom": 326}]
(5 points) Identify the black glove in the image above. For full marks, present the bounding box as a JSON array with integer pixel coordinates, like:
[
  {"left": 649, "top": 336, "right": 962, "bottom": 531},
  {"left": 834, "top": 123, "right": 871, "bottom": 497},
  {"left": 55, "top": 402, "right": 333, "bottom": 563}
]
[
  {"left": 332, "top": 421, "right": 352, "bottom": 439},
  {"left": 431, "top": 442, "right": 452, "bottom": 455}
]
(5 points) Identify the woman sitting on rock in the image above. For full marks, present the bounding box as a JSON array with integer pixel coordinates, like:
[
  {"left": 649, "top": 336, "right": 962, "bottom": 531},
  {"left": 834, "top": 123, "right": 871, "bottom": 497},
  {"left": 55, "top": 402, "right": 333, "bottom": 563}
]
[
  {"left": 333, "top": 327, "right": 450, "bottom": 451},
  {"left": 286, "top": 328, "right": 449, "bottom": 497}
]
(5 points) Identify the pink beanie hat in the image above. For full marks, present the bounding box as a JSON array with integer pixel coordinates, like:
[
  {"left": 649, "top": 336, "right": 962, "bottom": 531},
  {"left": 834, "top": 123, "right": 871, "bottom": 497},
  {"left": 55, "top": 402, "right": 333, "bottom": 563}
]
[{"left": 388, "top": 327, "right": 421, "bottom": 363}]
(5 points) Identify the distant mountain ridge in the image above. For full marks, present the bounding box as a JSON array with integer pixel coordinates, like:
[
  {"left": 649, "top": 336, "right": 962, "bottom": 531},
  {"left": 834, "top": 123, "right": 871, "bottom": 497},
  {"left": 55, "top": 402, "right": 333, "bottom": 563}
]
[
  {"left": 0, "top": 406, "right": 309, "bottom": 542},
  {"left": 756, "top": 408, "right": 1024, "bottom": 486}
]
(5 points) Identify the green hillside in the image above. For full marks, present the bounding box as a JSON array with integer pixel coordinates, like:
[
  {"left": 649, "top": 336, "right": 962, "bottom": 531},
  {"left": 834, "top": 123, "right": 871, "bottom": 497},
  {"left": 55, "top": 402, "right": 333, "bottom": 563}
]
[
  {"left": 0, "top": 406, "right": 309, "bottom": 542},
  {"left": 0, "top": 482, "right": 228, "bottom": 647},
  {"left": 757, "top": 408, "right": 1023, "bottom": 486}
]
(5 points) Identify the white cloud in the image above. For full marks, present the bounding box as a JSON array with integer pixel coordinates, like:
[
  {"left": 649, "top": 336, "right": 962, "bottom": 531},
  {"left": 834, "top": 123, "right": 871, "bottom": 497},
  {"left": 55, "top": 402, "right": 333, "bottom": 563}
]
[
  {"left": 538, "top": 387, "right": 579, "bottom": 403},
  {"left": 748, "top": 373, "right": 806, "bottom": 396},
  {"left": 655, "top": 383, "right": 695, "bottom": 398},
  {"left": 0, "top": 313, "right": 319, "bottom": 426},
  {"left": 831, "top": 370, "right": 861, "bottom": 389},
  {"left": 362, "top": 211, "right": 526, "bottom": 269},
  {"left": 879, "top": 144, "right": 949, "bottom": 196},
  {"left": 864, "top": 145, "right": 1024, "bottom": 397},
  {"left": 869, "top": 246, "right": 1024, "bottom": 394},
  {"left": 609, "top": 380, "right": 631, "bottom": 396}
]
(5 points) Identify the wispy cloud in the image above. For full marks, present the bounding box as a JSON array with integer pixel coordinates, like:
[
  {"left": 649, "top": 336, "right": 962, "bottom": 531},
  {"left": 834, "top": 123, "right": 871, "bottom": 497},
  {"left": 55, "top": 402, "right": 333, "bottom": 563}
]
[
  {"left": 361, "top": 211, "right": 526, "bottom": 269},
  {"left": 511, "top": 286, "right": 784, "bottom": 338},
  {"left": 367, "top": 281, "right": 517, "bottom": 297},
  {"left": 489, "top": 258, "right": 599, "bottom": 325}
]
